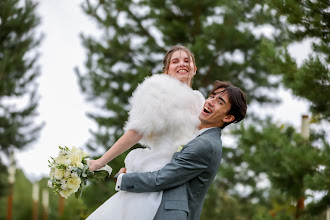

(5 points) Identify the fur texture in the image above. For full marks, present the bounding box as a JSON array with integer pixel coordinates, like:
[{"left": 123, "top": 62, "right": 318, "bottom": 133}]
[{"left": 124, "top": 74, "right": 205, "bottom": 172}]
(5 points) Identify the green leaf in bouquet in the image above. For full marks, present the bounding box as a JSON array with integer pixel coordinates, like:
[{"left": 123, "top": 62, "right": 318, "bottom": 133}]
[
  {"left": 75, "top": 186, "right": 83, "bottom": 198},
  {"left": 88, "top": 170, "right": 109, "bottom": 182},
  {"left": 76, "top": 168, "right": 82, "bottom": 177}
]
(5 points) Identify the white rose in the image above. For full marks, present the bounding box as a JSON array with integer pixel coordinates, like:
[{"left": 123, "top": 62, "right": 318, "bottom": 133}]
[
  {"left": 54, "top": 169, "right": 64, "bottom": 179},
  {"left": 64, "top": 171, "right": 71, "bottom": 178},
  {"left": 71, "top": 147, "right": 89, "bottom": 158},
  {"left": 55, "top": 155, "right": 67, "bottom": 165},
  {"left": 59, "top": 189, "right": 74, "bottom": 198},
  {"left": 71, "top": 172, "right": 78, "bottom": 178},
  {"left": 48, "top": 180, "right": 53, "bottom": 188},
  {"left": 69, "top": 153, "right": 82, "bottom": 166},
  {"left": 64, "top": 159, "right": 71, "bottom": 166},
  {"left": 76, "top": 162, "right": 84, "bottom": 169},
  {"left": 61, "top": 182, "right": 68, "bottom": 190},
  {"left": 67, "top": 177, "right": 81, "bottom": 192}
]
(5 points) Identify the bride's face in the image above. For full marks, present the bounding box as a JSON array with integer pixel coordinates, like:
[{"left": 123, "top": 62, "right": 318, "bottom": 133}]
[{"left": 166, "top": 50, "right": 196, "bottom": 86}]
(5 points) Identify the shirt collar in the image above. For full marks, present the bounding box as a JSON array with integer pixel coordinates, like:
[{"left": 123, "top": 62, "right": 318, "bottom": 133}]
[{"left": 199, "top": 127, "right": 217, "bottom": 135}]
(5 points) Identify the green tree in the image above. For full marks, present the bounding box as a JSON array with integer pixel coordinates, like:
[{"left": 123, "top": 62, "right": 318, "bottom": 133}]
[
  {"left": 76, "top": 0, "right": 289, "bottom": 171},
  {"left": 221, "top": 1, "right": 330, "bottom": 218},
  {"left": 0, "top": 0, "right": 43, "bottom": 194},
  {"left": 206, "top": 1, "right": 330, "bottom": 218},
  {"left": 0, "top": 169, "right": 32, "bottom": 220},
  {"left": 226, "top": 118, "right": 329, "bottom": 219},
  {"left": 76, "top": 0, "right": 329, "bottom": 219},
  {"left": 267, "top": 0, "right": 330, "bottom": 120}
]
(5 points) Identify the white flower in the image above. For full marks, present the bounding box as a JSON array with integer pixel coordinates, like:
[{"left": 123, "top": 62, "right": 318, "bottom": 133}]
[
  {"left": 61, "top": 183, "right": 68, "bottom": 190},
  {"left": 59, "top": 189, "right": 74, "bottom": 198},
  {"left": 69, "top": 152, "right": 82, "bottom": 166},
  {"left": 54, "top": 169, "right": 64, "bottom": 179},
  {"left": 71, "top": 172, "right": 78, "bottom": 178},
  {"left": 64, "top": 159, "right": 71, "bottom": 166},
  {"left": 64, "top": 171, "right": 71, "bottom": 178},
  {"left": 49, "top": 146, "right": 110, "bottom": 199},
  {"left": 67, "top": 177, "right": 81, "bottom": 191},
  {"left": 55, "top": 155, "right": 68, "bottom": 165},
  {"left": 71, "top": 146, "right": 89, "bottom": 158},
  {"left": 77, "top": 162, "right": 84, "bottom": 169}
]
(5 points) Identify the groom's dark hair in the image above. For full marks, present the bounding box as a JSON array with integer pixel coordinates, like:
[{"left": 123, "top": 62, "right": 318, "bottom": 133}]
[{"left": 209, "top": 81, "right": 247, "bottom": 128}]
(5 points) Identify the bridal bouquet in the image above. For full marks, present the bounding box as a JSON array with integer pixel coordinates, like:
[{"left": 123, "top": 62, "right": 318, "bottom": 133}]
[{"left": 48, "top": 146, "right": 112, "bottom": 198}]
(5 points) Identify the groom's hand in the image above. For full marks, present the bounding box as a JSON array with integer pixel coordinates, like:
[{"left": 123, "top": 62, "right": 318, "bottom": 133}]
[
  {"left": 119, "top": 167, "right": 127, "bottom": 174},
  {"left": 114, "top": 168, "right": 127, "bottom": 184}
]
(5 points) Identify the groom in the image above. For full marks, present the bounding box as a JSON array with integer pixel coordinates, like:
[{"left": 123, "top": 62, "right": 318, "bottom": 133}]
[{"left": 115, "top": 80, "right": 247, "bottom": 220}]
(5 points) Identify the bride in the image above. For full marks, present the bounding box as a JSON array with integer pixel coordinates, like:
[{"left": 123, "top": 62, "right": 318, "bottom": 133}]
[{"left": 86, "top": 45, "right": 204, "bottom": 219}]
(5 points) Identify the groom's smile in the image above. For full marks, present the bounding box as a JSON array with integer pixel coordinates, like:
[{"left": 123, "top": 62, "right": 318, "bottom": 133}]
[
  {"left": 198, "top": 88, "right": 235, "bottom": 129},
  {"left": 203, "top": 106, "right": 212, "bottom": 113}
]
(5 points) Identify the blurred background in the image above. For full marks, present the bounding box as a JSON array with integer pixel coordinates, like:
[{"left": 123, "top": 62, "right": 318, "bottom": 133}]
[{"left": 0, "top": 0, "right": 329, "bottom": 219}]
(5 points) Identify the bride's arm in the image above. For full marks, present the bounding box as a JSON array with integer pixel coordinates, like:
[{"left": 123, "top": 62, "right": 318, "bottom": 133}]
[{"left": 88, "top": 129, "right": 143, "bottom": 172}]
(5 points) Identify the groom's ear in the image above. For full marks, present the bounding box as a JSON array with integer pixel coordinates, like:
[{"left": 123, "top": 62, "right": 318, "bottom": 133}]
[{"left": 223, "top": 115, "right": 235, "bottom": 123}]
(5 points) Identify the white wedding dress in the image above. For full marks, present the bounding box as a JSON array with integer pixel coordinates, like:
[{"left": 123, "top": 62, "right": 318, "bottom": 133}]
[{"left": 86, "top": 74, "right": 204, "bottom": 220}]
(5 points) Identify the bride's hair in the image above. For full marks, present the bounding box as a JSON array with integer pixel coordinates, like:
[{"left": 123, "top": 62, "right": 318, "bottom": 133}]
[{"left": 162, "top": 45, "right": 196, "bottom": 86}]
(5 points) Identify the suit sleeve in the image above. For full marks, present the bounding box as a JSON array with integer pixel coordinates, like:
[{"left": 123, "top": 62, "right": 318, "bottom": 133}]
[{"left": 120, "top": 138, "right": 214, "bottom": 192}]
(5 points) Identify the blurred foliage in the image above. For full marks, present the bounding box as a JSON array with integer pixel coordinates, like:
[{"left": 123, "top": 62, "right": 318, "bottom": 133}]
[
  {"left": 1, "top": 0, "right": 329, "bottom": 219},
  {"left": 75, "top": 0, "right": 290, "bottom": 191},
  {"left": 0, "top": 169, "right": 32, "bottom": 220},
  {"left": 0, "top": 158, "right": 9, "bottom": 198},
  {"left": 218, "top": 118, "right": 329, "bottom": 219},
  {"left": 74, "top": 0, "right": 329, "bottom": 219},
  {"left": 266, "top": 0, "right": 330, "bottom": 121},
  {"left": 0, "top": 0, "right": 43, "bottom": 153},
  {"left": 0, "top": 0, "right": 43, "bottom": 199}
]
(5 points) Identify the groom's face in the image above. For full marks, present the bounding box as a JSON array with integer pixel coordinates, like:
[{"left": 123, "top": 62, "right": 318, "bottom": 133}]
[{"left": 198, "top": 88, "right": 235, "bottom": 129}]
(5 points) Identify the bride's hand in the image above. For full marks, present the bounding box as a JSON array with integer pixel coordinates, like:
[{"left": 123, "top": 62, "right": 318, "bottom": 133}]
[{"left": 88, "top": 159, "right": 104, "bottom": 172}]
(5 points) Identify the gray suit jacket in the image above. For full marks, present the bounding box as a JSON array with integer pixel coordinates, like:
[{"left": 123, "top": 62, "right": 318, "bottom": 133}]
[{"left": 120, "top": 127, "right": 222, "bottom": 220}]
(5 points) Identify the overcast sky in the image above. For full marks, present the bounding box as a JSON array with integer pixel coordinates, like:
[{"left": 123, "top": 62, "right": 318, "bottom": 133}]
[{"left": 13, "top": 0, "right": 313, "bottom": 182}]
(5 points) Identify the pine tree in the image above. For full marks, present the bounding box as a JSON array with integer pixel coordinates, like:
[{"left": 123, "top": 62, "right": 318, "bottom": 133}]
[
  {"left": 208, "top": 1, "right": 330, "bottom": 218},
  {"left": 0, "top": 0, "right": 43, "bottom": 192},
  {"left": 76, "top": 0, "right": 289, "bottom": 168},
  {"left": 76, "top": 0, "right": 329, "bottom": 218},
  {"left": 227, "top": 118, "right": 330, "bottom": 219},
  {"left": 267, "top": 0, "right": 330, "bottom": 120}
]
